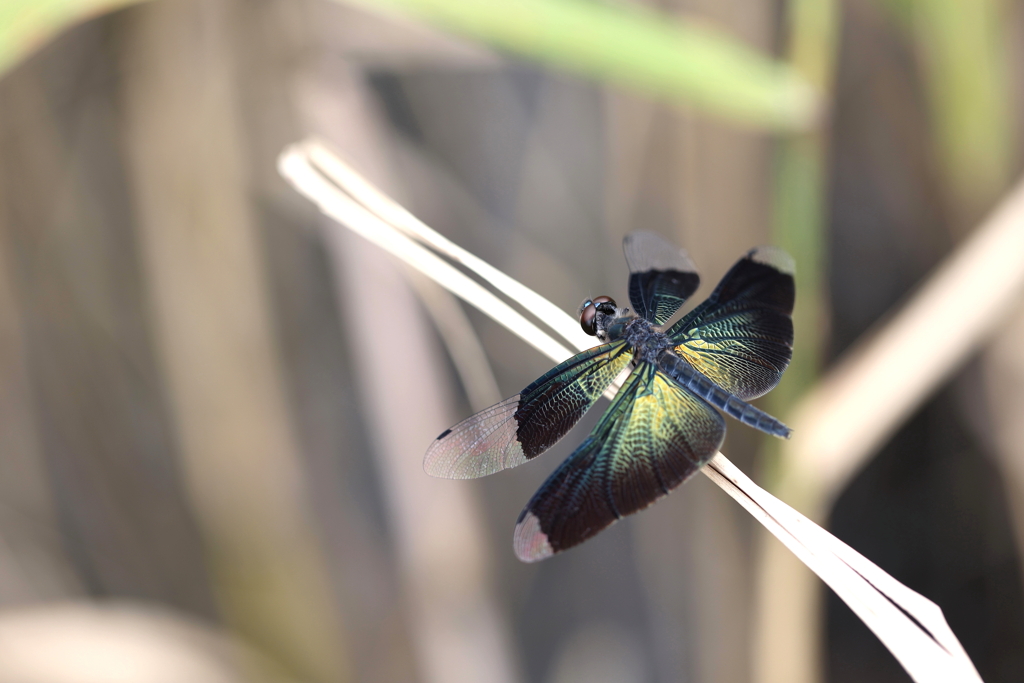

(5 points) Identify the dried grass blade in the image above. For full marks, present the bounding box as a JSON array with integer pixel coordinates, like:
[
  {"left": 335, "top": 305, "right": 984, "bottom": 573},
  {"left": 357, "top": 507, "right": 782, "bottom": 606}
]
[
  {"left": 303, "top": 138, "right": 595, "bottom": 352},
  {"left": 279, "top": 144, "right": 575, "bottom": 365},
  {"left": 705, "top": 455, "right": 982, "bottom": 683}
]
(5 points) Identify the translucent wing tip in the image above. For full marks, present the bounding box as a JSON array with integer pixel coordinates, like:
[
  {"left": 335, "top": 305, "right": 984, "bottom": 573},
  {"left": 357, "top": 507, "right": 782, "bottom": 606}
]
[
  {"left": 747, "top": 246, "right": 796, "bottom": 275},
  {"left": 423, "top": 427, "right": 460, "bottom": 478},
  {"left": 623, "top": 231, "right": 697, "bottom": 274},
  {"left": 513, "top": 512, "right": 553, "bottom": 562},
  {"left": 423, "top": 396, "right": 525, "bottom": 479}
]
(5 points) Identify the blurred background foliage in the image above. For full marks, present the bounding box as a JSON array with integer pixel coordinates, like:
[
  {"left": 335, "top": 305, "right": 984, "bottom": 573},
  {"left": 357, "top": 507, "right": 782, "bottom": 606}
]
[{"left": 0, "top": 0, "right": 1022, "bottom": 682}]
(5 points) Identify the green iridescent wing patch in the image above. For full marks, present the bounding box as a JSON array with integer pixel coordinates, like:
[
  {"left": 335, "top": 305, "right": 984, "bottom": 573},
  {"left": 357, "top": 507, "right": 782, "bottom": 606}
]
[
  {"left": 424, "top": 342, "right": 632, "bottom": 479},
  {"left": 667, "top": 247, "right": 795, "bottom": 400},
  {"left": 514, "top": 363, "right": 726, "bottom": 561},
  {"left": 624, "top": 231, "right": 701, "bottom": 325}
]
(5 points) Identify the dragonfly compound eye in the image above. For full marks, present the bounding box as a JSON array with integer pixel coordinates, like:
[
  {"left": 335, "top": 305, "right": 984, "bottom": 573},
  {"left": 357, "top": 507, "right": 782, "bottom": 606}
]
[
  {"left": 579, "top": 299, "right": 598, "bottom": 336},
  {"left": 579, "top": 295, "right": 616, "bottom": 336}
]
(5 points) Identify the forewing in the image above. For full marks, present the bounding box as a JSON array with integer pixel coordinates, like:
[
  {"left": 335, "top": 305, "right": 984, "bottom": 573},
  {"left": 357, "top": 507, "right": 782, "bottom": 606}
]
[
  {"left": 513, "top": 364, "right": 726, "bottom": 561},
  {"left": 424, "top": 342, "right": 632, "bottom": 479},
  {"left": 667, "top": 246, "right": 795, "bottom": 400},
  {"left": 624, "top": 231, "right": 700, "bottom": 325}
]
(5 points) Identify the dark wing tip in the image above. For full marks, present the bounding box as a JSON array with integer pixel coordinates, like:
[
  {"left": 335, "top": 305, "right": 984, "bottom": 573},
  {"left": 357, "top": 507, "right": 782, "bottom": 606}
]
[
  {"left": 513, "top": 511, "right": 553, "bottom": 562},
  {"left": 747, "top": 246, "right": 795, "bottom": 275}
]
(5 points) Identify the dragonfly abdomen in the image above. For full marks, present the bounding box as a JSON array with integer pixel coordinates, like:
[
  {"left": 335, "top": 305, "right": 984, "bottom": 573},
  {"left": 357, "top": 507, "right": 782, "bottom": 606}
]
[{"left": 656, "top": 351, "right": 792, "bottom": 439}]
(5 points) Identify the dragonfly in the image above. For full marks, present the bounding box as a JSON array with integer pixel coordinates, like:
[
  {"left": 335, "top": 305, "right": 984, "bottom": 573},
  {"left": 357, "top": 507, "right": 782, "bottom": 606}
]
[{"left": 424, "top": 231, "right": 795, "bottom": 562}]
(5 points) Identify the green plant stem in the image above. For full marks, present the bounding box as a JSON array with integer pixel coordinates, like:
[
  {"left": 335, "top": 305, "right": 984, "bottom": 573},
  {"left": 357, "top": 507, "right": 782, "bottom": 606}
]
[
  {"left": 914, "top": 0, "right": 1013, "bottom": 223},
  {"left": 770, "top": 0, "right": 838, "bottom": 416},
  {"left": 343, "top": 0, "right": 819, "bottom": 131}
]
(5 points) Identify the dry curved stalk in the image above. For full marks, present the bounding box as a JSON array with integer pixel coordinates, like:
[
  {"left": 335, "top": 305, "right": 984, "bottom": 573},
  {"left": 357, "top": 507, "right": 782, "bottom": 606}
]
[
  {"left": 278, "top": 138, "right": 983, "bottom": 683},
  {"left": 756, "top": 169, "right": 1024, "bottom": 683},
  {"left": 786, "top": 173, "right": 1024, "bottom": 512}
]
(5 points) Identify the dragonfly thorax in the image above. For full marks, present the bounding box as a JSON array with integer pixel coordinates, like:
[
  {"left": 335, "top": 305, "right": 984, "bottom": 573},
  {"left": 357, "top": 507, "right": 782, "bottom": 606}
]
[
  {"left": 582, "top": 296, "right": 673, "bottom": 364},
  {"left": 615, "top": 316, "right": 673, "bottom": 365}
]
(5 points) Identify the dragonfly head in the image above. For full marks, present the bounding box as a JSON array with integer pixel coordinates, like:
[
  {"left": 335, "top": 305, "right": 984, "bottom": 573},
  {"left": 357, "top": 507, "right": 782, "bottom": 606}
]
[{"left": 579, "top": 296, "right": 617, "bottom": 338}]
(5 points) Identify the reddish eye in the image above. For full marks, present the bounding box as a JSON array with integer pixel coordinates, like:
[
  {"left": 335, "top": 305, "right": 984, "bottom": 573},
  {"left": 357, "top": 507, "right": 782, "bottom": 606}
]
[
  {"left": 580, "top": 300, "right": 598, "bottom": 336},
  {"left": 579, "top": 296, "right": 616, "bottom": 336}
]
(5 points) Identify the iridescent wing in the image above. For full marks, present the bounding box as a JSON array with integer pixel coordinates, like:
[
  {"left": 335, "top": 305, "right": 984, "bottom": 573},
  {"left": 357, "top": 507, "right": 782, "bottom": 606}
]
[
  {"left": 424, "top": 342, "right": 632, "bottom": 479},
  {"left": 513, "top": 363, "right": 725, "bottom": 561},
  {"left": 666, "top": 247, "right": 795, "bottom": 400},
  {"left": 624, "top": 231, "right": 700, "bottom": 326}
]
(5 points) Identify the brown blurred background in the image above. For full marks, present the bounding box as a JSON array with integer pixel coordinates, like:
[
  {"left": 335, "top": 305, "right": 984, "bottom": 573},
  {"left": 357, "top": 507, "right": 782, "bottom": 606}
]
[{"left": 1, "top": 0, "right": 1023, "bottom": 682}]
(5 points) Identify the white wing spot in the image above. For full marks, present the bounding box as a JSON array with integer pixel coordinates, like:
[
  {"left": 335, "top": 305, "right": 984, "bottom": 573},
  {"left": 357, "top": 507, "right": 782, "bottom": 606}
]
[{"left": 513, "top": 512, "right": 553, "bottom": 562}]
